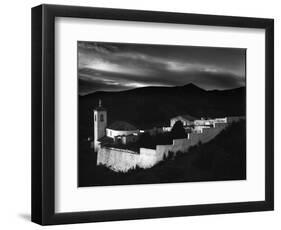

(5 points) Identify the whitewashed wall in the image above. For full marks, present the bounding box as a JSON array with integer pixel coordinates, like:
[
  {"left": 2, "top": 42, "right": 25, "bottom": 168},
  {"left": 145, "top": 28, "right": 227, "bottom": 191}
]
[{"left": 98, "top": 123, "right": 228, "bottom": 172}]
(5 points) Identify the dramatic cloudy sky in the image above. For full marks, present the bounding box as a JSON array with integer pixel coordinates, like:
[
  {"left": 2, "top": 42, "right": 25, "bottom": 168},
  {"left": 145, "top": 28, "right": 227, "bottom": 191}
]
[{"left": 78, "top": 41, "right": 246, "bottom": 95}]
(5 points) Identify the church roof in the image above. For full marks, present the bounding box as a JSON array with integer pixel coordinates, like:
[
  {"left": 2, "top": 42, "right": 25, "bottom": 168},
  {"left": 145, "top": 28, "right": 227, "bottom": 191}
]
[{"left": 108, "top": 121, "right": 137, "bottom": 131}]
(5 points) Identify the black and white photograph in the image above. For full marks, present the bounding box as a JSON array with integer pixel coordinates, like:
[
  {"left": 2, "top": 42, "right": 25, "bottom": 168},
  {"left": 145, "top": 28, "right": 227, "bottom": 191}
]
[
  {"left": 29, "top": 3, "right": 274, "bottom": 226},
  {"left": 78, "top": 41, "right": 246, "bottom": 187}
]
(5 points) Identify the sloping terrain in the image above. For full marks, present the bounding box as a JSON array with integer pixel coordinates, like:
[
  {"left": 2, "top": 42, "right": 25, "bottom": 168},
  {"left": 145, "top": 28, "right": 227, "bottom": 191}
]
[{"left": 79, "top": 120, "right": 246, "bottom": 186}]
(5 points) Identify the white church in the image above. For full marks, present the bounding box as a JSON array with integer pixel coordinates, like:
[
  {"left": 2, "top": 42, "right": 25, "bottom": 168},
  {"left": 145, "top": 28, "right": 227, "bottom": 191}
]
[{"left": 93, "top": 100, "right": 139, "bottom": 152}]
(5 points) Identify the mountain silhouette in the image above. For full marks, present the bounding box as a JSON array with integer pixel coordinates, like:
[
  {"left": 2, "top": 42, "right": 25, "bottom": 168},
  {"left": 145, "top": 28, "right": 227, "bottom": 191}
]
[{"left": 79, "top": 84, "right": 246, "bottom": 140}]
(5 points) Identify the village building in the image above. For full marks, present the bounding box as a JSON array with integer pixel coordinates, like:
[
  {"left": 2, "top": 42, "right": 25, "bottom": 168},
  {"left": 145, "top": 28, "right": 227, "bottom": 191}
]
[
  {"left": 93, "top": 100, "right": 139, "bottom": 151},
  {"left": 170, "top": 114, "right": 197, "bottom": 127},
  {"left": 93, "top": 100, "right": 107, "bottom": 152},
  {"left": 106, "top": 121, "right": 139, "bottom": 145},
  {"left": 93, "top": 100, "right": 244, "bottom": 172}
]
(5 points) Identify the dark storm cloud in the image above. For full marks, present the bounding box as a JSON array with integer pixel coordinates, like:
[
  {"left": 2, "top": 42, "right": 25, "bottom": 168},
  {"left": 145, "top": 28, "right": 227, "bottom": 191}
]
[{"left": 78, "top": 41, "right": 246, "bottom": 95}]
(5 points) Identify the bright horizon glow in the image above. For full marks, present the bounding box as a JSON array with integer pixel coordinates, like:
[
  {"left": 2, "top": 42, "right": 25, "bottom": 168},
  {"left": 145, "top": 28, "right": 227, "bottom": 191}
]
[{"left": 78, "top": 42, "right": 246, "bottom": 95}]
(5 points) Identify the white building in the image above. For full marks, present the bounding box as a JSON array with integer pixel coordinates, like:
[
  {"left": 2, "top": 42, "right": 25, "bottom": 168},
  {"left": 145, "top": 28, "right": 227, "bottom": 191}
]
[
  {"left": 93, "top": 100, "right": 107, "bottom": 152},
  {"left": 93, "top": 100, "right": 139, "bottom": 151},
  {"left": 170, "top": 114, "right": 197, "bottom": 127},
  {"left": 170, "top": 114, "right": 229, "bottom": 134},
  {"left": 194, "top": 117, "right": 227, "bottom": 127},
  {"left": 106, "top": 121, "right": 139, "bottom": 139}
]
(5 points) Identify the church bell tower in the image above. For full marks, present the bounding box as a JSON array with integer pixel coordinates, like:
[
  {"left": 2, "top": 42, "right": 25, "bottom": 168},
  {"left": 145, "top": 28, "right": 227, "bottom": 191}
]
[{"left": 93, "top": 99, "right": 107, "bottom": 152}]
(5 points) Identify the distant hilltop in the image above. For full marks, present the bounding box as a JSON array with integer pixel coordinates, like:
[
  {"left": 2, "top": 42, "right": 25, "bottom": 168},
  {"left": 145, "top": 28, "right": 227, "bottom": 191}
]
[{"left": 79, "top": 83, "right": 246, "bottom": 130}]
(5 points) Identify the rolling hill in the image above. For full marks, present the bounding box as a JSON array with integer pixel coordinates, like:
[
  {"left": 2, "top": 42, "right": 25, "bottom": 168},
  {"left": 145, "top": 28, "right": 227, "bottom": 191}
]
[{"left": 79, "top": 83, "right": 246, "bottom": 141}]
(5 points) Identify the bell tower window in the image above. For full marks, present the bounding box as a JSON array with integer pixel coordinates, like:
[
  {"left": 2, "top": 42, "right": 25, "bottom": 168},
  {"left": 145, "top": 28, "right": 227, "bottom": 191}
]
[{"left": 100, "top": 114, "right": 104, "bottom": 122}]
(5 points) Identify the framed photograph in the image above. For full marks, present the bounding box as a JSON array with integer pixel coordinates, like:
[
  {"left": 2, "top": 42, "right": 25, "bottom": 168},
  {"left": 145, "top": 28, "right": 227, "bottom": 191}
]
[{"left": 31, "top": 4, "right": 274, "bottom": 225}]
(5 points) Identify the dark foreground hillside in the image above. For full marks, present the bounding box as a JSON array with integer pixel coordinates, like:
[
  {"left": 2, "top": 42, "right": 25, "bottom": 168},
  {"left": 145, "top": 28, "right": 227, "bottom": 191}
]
[{"left": 78, "top": 120, "right": 246, "bottom": 187}]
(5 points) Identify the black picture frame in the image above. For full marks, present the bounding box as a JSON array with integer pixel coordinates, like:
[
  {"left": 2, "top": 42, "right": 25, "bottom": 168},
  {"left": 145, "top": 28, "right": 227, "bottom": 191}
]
[{"left": 31, "top": 4, "right": 274, "bottom": 225}]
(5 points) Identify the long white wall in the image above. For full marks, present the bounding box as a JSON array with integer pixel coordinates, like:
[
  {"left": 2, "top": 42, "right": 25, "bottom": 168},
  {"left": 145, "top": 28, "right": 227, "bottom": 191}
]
[
  {"left": 97, "top": 123, "right": 229, "bottom": 172},
  {"left": 97, "top": 147, "right": 140, "bottom": 172}
]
